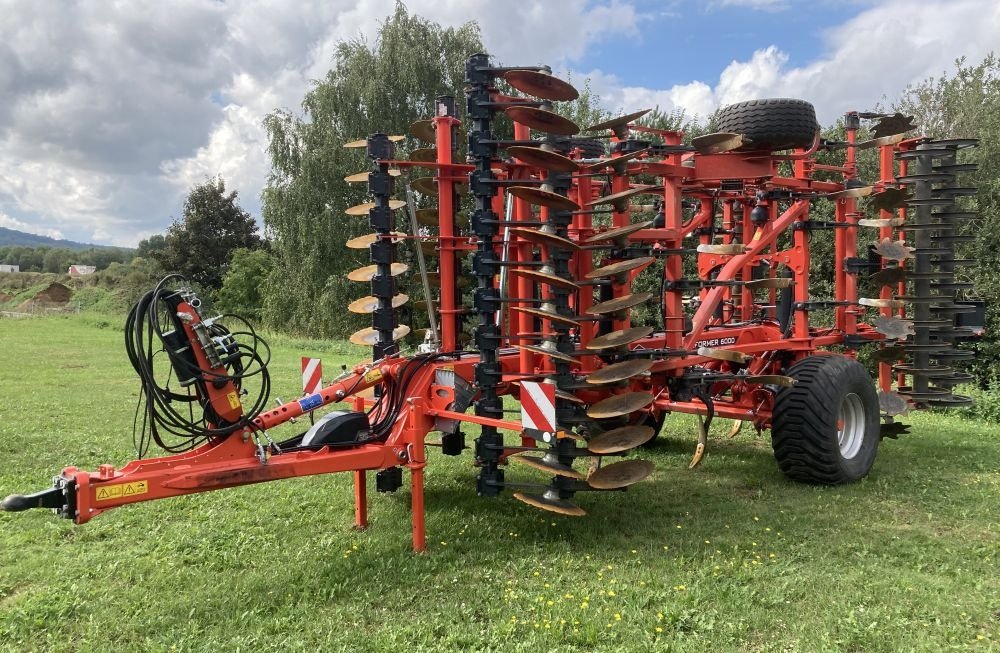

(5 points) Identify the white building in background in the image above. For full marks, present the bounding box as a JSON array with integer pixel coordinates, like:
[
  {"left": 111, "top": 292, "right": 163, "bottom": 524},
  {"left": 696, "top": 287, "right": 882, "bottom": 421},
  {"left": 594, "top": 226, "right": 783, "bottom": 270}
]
[
  {"left": 0, "top": 264, "right": 19, "bottom": 273},
  {"left": 68, "top": 265, "right": 96, "bottom": 277}
]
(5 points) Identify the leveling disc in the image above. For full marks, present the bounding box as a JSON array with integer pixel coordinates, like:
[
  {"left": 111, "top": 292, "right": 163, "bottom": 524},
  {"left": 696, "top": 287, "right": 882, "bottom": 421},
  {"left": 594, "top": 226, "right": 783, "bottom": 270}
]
[
  {"left": 515, "top": 343, "right": 580, "bottom": 365},
  {"left": 585, "top": 256, "right": 654, "bottom": 280},
  {"left": 347, "top": 294, "right": 409, "bottom": 314},
  {"left": 409, "top": 148, "right": 437, "bottom": 163},
  {"left": 506, "top": 146, "right": 579, "bottom": 172},
  {"left": 343, "top": 135, "right": 405, "bottom": 148},
  {"left": 584, "top": 221, "right": 653, "bottom": 245},
  {"left": 587, "top": 425, "right": 654, "bottom": 454},
  {"left": 509, "top": 268, "right": 580, "bottom": 290},
  {"left": 585, "top": 109, "right": 651, "bottom": 135},
  {"left": 587, "top": 459, "right": 655, "bottom": 489},
  {"left": 513, "top": 490, "right": 586, "bottom": 517},
  {"left": 510, "top": 306, "right": 580, "bottom": 327},
  {"left": 583, "top": 149, "right": 649, "bottom": 175},
  {"left": 692, "top": 132, "right": 745, "bottom": 154},
  {"left": 409, "top": 119, "right": 435, "bottom": 142},
  {"left": 507, "top": 186, "right": 580, "bottom": 211},
  {"left": 344, "top": 169, "right": 401, "bottom": 183},
  {"left": 510, "top": 452, "right": 586, "bottom": 480},
  {"left": 588, "top": 185, "right": 656, "bottom": 207},
  {"left": 348, "top": 324, "right": 411, "bottom": 346},
  {"left": 411, "top": 176, "right": 438, "bottom": 195},
  {"left": 826, "top": 185, "right": 875, "bottom": 200},
  {"left": 586, "top": 326, "right": 654, "bottom": 351},
  {"left": 586, "top": 292, "right": 654, "bottom": 316},
  {"left": 856, "top": 133, "right": 908, "bottom": 150},
  {"left": 503, "top": 70, "right": 579, "bottom": 102},
  {"left": 346, "top": 262, "right": 409, "bottom": 282},
  {"left": 345, "top": 232, "right": 406, "bottom": 249},
  {"left": 509, "top": 227, "right": 581, "bottom": 251},
  {"left": 866, "top": 187, "right": 910, "bottom": 211},
  {"left": 505, "top": 106, "right": 580, "bottom": 136},
  {"left": 585, "top": 359, "right": 655, "bottom": 385},
  {"left": 697, "top": 243, "right": 748, "bottom": 255},
  {"left": 586, "top": 392, "right": 655, "bottom": 419},
  {"left": 345, "top": 199, "right": 406, "bottom": 216}
]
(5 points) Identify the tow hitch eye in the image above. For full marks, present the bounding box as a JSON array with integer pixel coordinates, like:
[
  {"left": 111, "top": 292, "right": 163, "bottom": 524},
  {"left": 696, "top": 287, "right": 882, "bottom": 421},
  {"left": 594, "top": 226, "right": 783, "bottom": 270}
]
[{"left": 2, "top": 474, "right": 76, "bottom": 519}]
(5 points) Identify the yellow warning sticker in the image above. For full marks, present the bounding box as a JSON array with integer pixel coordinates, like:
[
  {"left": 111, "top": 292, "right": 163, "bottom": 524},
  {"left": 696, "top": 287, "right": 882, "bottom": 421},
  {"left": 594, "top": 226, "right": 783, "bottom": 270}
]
[
  {"left": 95, "top": 481, "right": 149, "bottom": 502},
  {"left": 364, "top": 368, "right": 383, "bottom": 384},
  {"left": 227, "top": 391, "right": 242, "bottom": 410}
]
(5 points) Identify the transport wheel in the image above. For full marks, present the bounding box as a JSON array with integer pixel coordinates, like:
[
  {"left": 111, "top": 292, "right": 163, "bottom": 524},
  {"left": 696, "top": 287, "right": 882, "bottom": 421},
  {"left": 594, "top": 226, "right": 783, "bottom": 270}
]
[
  {"left": 771, "top": 355, "right": 880, "bottom": 484},
  {"left": 714, "top": 98, "right": 818, "bottom": 151}
]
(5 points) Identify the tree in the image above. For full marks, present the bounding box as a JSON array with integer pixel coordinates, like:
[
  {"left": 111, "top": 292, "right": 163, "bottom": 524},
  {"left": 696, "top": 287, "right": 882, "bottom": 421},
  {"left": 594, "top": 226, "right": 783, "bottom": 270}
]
[
  {"left": 154, "top": 177, "right": 263, "bottom": 290},
  {"left": 136, "top": 234, "right": 168, "bottom": 260},
  {"left": 215, "top": 248, "right": 275, "bottom": 318},
  {"left": 262, "top": 3, "right": 484, "bottom": 336}
]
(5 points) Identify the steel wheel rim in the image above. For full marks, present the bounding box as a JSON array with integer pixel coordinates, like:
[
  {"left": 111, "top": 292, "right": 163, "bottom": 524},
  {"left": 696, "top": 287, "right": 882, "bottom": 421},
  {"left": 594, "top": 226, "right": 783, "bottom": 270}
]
[{"left": 837, "top": 392, "right": 866, "bottom": 459}]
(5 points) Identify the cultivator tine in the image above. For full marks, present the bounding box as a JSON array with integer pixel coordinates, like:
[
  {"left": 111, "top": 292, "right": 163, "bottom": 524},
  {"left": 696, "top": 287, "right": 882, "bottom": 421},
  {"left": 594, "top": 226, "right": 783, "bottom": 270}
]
[
  {"left": 587, "top": 459, "right": 656, "bottom": 489},
  {"left": 692, "top": 132, "right": 745, "bottom": 154},
  {"left": 503, "top": 69, "right": 580, "bottom": 102},
  {"left": 743, "top": 278, "right": 795, "bottom": 291},
  {"left": 688, "top": 415, "right": 708, "bottom": 469},
  {"left": 505, "top": 106, "right": 580, "bottom": 136},
  {"left": 410, "top": 176, "right": 438, "bottom": 196},
  {"left": 742, "top": 375, "right": 797, "bottom": 388},
  {"left": 727, "top": 420, "right": 744, "bottom": 439},
  {"left": 585, "top": 109, "right": 652, "bottom": 138},
  {"left": 858, "top": 217, "right": 906, "bottom": 228}
]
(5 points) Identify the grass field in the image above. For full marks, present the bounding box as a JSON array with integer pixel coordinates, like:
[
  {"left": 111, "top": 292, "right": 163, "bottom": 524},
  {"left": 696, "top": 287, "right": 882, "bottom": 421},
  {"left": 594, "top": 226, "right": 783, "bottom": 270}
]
[{"left": 0, "top": 314, "right": 997, "bottom": 652}]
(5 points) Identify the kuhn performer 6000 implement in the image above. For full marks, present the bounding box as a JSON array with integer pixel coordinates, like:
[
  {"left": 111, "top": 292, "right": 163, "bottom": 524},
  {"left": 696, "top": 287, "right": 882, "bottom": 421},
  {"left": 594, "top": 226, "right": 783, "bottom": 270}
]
[{"left": 3, "top": 55, "right": 983, "bottom": 551}]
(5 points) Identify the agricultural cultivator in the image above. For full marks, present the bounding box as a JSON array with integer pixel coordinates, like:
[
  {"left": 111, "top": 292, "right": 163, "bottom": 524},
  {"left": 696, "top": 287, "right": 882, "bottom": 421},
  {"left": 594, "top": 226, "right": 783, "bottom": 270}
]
[{"left": 3, "top": 55, "right": 984, "bottom": 551}]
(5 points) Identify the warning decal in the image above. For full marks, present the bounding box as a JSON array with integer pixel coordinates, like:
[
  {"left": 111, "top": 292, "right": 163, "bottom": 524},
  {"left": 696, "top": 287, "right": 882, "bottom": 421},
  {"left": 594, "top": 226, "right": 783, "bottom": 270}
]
[
  {"left": 227, "top": 391, "right": 242, "bottom": 410},
  {"left": 95, "top": 481, "right": 149, "bottom": 502}
]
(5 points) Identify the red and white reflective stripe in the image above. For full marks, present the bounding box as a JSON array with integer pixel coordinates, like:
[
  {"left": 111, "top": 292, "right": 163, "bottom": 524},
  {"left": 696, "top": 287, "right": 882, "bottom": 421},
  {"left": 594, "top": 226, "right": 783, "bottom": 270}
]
[
  {"left": 520, "top": 380, "right": 556, "bottom": 434},
  {"left": 301, "top": 357, "right": 322, "bottom": 395}
]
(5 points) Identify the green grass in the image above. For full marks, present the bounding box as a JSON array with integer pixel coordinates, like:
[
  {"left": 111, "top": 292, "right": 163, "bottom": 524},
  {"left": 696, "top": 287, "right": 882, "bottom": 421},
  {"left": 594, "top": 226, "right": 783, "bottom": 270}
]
[{"left": 0, "top": 314, "right": 997, "bottom": 652}]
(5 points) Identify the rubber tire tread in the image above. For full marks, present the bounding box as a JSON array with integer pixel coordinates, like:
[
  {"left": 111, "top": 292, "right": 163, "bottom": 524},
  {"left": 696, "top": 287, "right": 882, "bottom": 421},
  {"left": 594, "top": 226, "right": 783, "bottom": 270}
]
[
  {"left": 714, "top": 98, "right": 818, "bottom": 151},
  {"left": 771, "top": 355, "right": 880, "bottom": 484}
]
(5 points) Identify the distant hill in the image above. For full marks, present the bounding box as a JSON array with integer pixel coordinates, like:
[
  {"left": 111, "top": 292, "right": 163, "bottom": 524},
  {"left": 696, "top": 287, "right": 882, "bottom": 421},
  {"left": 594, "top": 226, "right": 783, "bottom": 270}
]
[{"left": 0, "top": 226, "right": 119, "bottom": 250}]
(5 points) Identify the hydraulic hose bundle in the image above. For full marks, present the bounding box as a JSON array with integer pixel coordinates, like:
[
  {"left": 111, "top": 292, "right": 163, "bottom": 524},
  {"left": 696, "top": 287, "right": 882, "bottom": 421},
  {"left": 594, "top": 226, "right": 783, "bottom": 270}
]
[{"left": 125, "top": 275, "right": 271, "bottom": 456}]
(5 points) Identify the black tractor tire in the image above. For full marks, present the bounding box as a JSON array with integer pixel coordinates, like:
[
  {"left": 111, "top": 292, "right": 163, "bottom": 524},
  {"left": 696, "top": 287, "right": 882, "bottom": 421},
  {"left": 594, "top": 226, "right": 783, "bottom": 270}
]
[
  {"left": 714, "top": 98, "right": 819, "bottom": 151},
  {"left": 771, "top": 354, "right": 880, "bottom": 484}
]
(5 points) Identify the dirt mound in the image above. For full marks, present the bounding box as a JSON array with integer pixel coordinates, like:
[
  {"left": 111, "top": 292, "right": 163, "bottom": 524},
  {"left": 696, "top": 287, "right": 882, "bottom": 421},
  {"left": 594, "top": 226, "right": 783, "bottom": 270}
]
[
  {"left": 0, "top": 292, "right": 10, "bottom": 303},
  {"left": 34, "top": 282, "right": 72, "bottom": 303}
]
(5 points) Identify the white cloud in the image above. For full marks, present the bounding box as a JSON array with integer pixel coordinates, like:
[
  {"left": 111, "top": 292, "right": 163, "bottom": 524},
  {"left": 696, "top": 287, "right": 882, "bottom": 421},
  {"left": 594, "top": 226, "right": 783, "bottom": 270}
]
[
  {"left": 0, "top": 0, "right": 640, "bottom": 246},
  {"left": 586, "top": 0, "right": 1000, "bottom": 125},
  {"left": 0, "top": 210, "right": 63, "bottom": 241}
]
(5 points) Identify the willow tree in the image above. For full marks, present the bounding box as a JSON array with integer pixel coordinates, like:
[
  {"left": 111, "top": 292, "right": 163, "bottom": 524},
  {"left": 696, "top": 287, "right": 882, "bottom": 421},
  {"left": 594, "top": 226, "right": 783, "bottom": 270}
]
[{"left": 262, "top": 4, "right": 483, "bottom": 336}]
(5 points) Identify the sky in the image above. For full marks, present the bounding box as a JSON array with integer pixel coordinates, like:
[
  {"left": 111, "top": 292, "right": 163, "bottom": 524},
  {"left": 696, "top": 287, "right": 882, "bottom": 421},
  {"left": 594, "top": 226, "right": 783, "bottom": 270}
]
[{"left": 1, "top": 0, "right": 997, "bottom": 247}]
